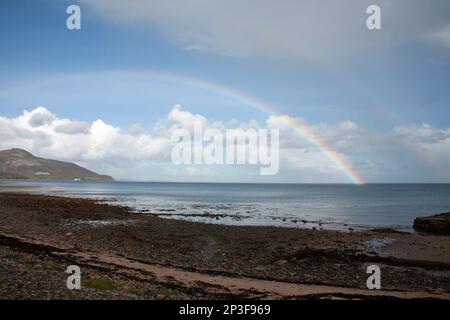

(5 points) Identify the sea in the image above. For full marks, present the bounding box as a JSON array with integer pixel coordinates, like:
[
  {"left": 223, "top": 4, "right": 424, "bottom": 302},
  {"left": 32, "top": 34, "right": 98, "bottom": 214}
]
[{"left": 1, "top": 180, "right": 450, "bottom": 232}]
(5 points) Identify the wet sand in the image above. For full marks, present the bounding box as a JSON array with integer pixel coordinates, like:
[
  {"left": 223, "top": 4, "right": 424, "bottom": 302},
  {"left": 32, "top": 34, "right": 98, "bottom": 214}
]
[{"left": 0, "top": 192, "right": 449, "bottom": 299}]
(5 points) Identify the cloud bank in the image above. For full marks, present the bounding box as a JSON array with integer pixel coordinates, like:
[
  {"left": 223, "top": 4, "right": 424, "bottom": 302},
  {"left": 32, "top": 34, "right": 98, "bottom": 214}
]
[
  {"left": 1, "top": 106, "right": 450, "bottom": 182},
  {"left": 82, "top": 0, "right": 450, "bottom": 61}
]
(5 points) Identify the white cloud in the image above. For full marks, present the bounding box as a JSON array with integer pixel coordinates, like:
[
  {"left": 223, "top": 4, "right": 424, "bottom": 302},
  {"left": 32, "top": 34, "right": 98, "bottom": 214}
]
[
  {"left": 127, "top": 123, "right": 144, "bottom": 136},
  {"left": 81, "top": 0, "right": 450, "bottom": 61},
  {"left": 0, "top": 107, "right": 171, "bottom": 164},
  {"left": 2, "top": 106, "right": 450, "bottom": 182},
  {"left": 55, "top": 121, "right": 89, "bottom": 134},
  {"left": 27, "top": 107, "right": 56, "bottom": 128},
  {"left": 167, "top": 104, "right": 208, "bottom": 130},
  {"left": 393, "top": 123, "right": 450, "bottom": 164}
]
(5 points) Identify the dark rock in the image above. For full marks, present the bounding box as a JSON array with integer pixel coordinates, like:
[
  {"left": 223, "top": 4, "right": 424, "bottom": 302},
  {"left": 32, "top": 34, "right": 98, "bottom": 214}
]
[{"left": 414, "top": 212, "right": 450, "bottom": 235}]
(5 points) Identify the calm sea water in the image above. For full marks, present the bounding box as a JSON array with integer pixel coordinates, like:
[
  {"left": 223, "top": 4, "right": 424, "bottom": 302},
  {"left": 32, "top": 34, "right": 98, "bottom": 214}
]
[{"left": 2, "top": 180, "right": 450, "bottom": 231}]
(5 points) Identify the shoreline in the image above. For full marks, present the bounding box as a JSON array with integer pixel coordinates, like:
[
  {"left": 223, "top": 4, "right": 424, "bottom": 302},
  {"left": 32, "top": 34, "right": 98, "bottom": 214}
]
[
  {"left": 1, "top": 192, "right": 450, "bottom": 299},
  {"left": 0, "top": 182, "right": 420, "bottom": 233}
]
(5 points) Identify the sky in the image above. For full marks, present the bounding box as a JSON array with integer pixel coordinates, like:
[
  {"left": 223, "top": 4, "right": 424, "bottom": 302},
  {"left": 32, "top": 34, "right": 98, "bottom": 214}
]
[{"left": 1, "top": 0, "right": 450, "bottom": 183}]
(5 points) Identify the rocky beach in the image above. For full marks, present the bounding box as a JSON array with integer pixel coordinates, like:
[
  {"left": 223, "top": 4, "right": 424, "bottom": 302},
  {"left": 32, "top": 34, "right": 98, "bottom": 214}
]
[{"left": 0, "top": 191, "right": 449, "bottom": 300}]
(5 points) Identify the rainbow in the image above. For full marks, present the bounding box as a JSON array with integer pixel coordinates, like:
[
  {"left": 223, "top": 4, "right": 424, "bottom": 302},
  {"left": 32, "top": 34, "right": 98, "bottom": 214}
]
[
  {"left": 0, "top": 69, "right": 364, "bottom": 184},
  {"left": 129, "top": 70, "right": 364, "bottom": 185}
]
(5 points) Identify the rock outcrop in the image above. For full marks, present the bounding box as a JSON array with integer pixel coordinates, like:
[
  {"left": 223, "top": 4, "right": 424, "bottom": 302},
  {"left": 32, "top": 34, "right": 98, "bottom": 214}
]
[{"left": 414, "top": 212, "right": 450, "bottom": 235}]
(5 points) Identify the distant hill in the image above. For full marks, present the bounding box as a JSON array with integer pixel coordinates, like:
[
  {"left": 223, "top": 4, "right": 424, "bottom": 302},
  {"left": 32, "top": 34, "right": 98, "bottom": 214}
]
[{"left": 0, "top": 148, "right": 113, "bottom": 181}]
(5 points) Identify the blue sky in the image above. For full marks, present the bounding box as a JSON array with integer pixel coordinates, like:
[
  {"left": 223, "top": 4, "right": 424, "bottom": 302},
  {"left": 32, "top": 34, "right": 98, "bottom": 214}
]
[{"left": 1, "top": 0, "right": 450, "bottom": 182}]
